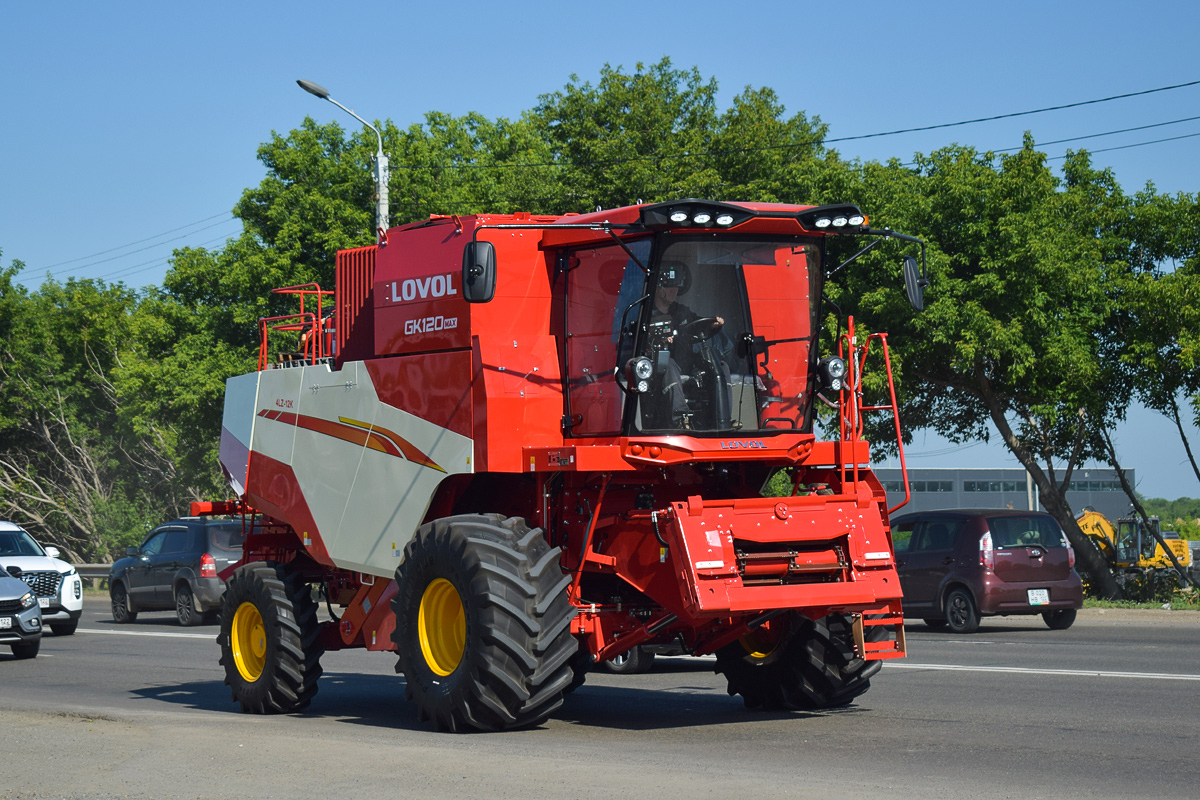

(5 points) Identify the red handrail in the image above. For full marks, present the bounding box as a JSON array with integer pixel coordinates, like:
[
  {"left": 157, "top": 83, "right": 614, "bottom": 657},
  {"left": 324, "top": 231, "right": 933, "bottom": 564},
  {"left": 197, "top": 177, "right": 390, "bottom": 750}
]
[{"left": 837, "top": 317, "right": 911, "bottom": 514}]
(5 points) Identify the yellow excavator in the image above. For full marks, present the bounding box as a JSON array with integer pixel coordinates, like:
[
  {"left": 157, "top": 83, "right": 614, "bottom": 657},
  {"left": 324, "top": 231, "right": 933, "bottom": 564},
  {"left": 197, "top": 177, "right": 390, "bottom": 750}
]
[{"left": 1076, "top": 508, "right": 1193, "bottom": 589}]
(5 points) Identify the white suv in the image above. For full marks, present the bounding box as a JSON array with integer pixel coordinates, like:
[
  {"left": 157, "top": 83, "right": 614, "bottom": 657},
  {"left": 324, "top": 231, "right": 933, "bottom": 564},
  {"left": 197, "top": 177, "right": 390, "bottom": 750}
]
[{"left": 0, "top": 522, "right": 83, "bottom": 635}]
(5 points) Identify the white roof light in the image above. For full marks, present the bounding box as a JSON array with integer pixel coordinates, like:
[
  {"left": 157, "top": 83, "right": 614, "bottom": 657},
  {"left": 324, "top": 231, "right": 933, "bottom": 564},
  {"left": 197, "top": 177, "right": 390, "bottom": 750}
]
[
  {"left": 693, "top": 213, "right": 712, "bottom": 224},
  {"left": 832, "top": 216, "right": 848, "bottom": 227},
  {"left": 814, "top": 217, "right": 832, "bottom": 228},
  {"left": 848, "top": 214, "right": 865, "bottom": 226},
  {"left": 716, "top": 214, "right": 734, "bottom": 226},
  {"left": 670, "top": 211, "right": 689, "bottom": 223}
]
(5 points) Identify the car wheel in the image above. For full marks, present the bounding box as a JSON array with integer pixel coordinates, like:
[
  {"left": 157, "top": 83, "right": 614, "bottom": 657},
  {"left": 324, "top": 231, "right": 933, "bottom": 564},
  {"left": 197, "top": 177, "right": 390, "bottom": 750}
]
[
  {"left": 50, "top": 620, "right": 78, "bottom": 636},
  {"left": 176, "top": 584, "right": 201, "bottom": 626},
  {"left": 11, "top": 641, "right": 40, "bottom": 659},
  {"left": 604, "top": 646, "right": 656, "bottom": 674},
  {"left": 1043, "top": 609, "right": 1077, "bottom": 630},
  {"left": 111, "top": 582, "right": 138, "bottom": 623},
  {"left": 944, "top": 588, "right": 980, "bottom": 634},
  {"left": 922, "top": 618, "right": 948, "bottom": 630}
]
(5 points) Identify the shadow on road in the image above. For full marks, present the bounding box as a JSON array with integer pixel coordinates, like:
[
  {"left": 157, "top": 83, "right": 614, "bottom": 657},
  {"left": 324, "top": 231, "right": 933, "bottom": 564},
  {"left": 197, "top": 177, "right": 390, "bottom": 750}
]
[{"left": 131, "top": 667, "right": 867, "bottom": 733}]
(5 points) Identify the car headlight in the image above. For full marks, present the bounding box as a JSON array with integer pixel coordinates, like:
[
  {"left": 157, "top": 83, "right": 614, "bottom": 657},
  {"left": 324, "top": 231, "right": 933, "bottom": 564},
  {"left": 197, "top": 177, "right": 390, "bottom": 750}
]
[
  {"left": 19, "top": 591, "right": 37, "bottom": 610},
  {"left": 63, "top": 566, "right": 77, "bottom": 576}
]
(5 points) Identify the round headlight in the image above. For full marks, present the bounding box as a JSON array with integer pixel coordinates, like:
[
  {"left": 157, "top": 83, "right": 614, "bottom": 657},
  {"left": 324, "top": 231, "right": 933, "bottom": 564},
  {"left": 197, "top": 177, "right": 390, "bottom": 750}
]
[
  {"left": 633, "top": 357, "right": 653, "bottom": 381},
  {"left": 636, "top": 379, "right": 650, "bottom": 393},
  {"left": 716, "top": 214, "right": 734, "bottom": 226},
  {"left": 670, "top": 211, "right": 689, "bottom": 223},
  {"left": 693, "top": 213, "right": 712, "bottom": 225},
  {"left": 814, "top": 217, "right": 832, "bottom": 229},
  {"left": 830, "top": 377, "right": 843, "bottom": 392},
  {"left": 826, "top": 356, "right": 846, "bottom": 379}
]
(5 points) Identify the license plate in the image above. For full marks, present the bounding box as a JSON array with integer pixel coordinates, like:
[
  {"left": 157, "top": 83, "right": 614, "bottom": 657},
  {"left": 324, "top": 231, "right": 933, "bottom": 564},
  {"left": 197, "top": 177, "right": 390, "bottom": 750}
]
[
  {"left": 0, "top": 617, "right": 11, "bottom": 629},
  {"left": 1027, "top": 588, "right": 1050, "bottom": 605},
  {"left": 38, "top": 597, "right": 50, "bottom": 608}
]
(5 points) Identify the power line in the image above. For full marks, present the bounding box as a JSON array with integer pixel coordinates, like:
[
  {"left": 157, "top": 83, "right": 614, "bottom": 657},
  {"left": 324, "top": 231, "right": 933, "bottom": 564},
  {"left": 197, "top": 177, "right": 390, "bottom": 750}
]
[
  {"left": 821, "top": 79, "right": 1200, "bottom": 143},
  {"left": 37, "top": 211, "right": 233, "bottom": 270}
]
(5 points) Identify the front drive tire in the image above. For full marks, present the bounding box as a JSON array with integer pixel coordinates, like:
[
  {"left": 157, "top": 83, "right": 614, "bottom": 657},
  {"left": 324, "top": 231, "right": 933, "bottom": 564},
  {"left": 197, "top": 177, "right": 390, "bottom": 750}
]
[
  {"left": 945, "top": 588, "right": 980, "bottom": 634},
  {"left": 1043, "top": 608, "right": 1077, "bottom": 630},
  {"left": 392, "top": 515, "right": 578, "bottom": 732},
  {"left": 218, "top": 562, "right": 324, "bottom": 714},
  {"left": 715, "top": 613, "right": 881, "bottom": 711}
]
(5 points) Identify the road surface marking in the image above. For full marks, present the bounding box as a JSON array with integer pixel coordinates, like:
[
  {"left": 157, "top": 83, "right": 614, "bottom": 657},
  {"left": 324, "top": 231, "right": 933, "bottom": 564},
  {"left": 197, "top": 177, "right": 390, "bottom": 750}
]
[
  {"left": 77, "top": 628, "right": 213, "bottom": 640},
  {"left": 889, "top": 662, "right": 1200, "bottom": 681}
]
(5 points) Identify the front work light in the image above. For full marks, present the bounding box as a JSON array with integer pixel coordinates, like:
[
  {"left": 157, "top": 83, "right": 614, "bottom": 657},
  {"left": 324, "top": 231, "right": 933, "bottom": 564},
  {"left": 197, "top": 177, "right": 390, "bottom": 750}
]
[
  {"left": 817, "top": 355, "right": 847, "bottom": 392},
  {"left": 626, "top": 356, "right": 655, "bottom": 392}
]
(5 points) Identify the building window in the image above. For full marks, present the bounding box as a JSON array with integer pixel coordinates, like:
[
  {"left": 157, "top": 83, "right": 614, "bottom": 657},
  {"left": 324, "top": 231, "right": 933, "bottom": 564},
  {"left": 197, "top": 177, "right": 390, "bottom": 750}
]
[
  {"left": 911, "top": 480, "right": 954, "bottom": 493},
  {"left": 964, "top": 480, "right": 1020, "bottom": 492}
]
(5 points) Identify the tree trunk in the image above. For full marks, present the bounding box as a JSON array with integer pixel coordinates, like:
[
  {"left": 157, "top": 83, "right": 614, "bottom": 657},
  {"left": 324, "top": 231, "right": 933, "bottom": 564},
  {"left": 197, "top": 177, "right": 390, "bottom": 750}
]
[{"left": 972, "top": 360, "right": 1121, "bottom": 598}]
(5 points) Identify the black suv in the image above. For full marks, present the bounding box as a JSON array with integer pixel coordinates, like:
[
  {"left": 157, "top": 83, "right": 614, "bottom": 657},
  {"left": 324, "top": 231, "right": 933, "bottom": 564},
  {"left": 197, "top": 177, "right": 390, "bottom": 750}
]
[{"left": 109, "top": 518, "right": 244, "bottom": 626}]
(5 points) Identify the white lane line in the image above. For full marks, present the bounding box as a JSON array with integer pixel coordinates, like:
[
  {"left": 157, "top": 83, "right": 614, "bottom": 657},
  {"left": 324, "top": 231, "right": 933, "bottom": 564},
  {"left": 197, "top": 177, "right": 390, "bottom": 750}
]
[
  {"left": 77, "top": 628, "right": 213, "bottom": 640},
  {"left": 889, "top": 662, "right": 1200, "bottom": 681}
]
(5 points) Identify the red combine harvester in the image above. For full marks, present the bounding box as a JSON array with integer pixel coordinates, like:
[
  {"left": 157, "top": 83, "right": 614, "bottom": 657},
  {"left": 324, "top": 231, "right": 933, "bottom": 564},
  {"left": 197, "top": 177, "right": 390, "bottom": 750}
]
[{"left": 205, "top": 198, "right": 926, "bottom": 731}]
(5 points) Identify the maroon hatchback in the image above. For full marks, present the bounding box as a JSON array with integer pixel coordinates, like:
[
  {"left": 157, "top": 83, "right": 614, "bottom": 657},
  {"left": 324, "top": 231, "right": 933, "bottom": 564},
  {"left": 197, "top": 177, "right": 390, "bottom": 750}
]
[{"left": 891, "top": 509, "right": 1083, "bottom": 633}]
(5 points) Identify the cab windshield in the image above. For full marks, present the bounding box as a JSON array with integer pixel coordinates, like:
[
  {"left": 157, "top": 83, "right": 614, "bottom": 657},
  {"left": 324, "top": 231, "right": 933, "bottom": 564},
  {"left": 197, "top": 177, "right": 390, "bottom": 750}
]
[{"left": 563, "top": 235, "right": 821, "bottom": 436}]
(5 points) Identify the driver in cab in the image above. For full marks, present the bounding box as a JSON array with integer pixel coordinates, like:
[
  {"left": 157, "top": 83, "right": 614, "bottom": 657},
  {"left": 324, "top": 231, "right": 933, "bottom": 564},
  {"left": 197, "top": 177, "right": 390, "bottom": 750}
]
[{"left": 647, "top": 262, "right": 726, "bottom": 425}]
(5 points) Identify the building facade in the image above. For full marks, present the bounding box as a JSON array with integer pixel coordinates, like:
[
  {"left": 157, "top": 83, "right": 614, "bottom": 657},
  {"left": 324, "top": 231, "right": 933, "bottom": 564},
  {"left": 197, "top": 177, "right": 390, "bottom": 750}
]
[{"left": 875, "top": 467, "right": 1133, "bottom": 522}]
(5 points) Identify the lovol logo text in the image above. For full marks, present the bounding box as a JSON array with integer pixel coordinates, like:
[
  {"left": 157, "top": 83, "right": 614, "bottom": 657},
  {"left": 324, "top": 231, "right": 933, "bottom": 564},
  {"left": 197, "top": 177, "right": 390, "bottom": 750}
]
[
  {"left": 721, "top": 440, "right": 766, "bottom": 449},
  {"left": 390, "top": 274, "right": 457, "bottom": 303}
]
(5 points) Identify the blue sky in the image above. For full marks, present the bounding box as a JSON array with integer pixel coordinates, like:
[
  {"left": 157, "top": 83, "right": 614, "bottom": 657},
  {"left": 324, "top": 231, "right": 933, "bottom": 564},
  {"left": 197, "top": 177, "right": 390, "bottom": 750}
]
[{"left": 2, "top": 1, "right": 1199, "bottom": 499}]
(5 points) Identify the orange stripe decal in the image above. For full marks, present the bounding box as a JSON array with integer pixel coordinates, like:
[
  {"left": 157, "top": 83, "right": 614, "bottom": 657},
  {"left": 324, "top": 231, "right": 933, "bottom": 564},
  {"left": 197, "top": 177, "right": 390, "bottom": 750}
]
[{"left": 258, "top": 409, "right": 445, "bottom": 472}]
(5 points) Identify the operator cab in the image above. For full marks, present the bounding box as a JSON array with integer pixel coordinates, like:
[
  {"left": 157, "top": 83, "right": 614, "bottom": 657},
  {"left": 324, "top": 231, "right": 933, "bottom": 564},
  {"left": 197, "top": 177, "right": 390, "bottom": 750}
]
[{"left": 562, "top": 235, "right": 821, "bottom": 438}]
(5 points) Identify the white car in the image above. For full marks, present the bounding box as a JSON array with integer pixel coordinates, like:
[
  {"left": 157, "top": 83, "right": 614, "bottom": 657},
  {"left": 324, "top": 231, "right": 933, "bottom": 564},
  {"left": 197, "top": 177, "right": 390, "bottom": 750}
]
[{"left": 0, "top": 522, "right": 83, "bottom": 635}]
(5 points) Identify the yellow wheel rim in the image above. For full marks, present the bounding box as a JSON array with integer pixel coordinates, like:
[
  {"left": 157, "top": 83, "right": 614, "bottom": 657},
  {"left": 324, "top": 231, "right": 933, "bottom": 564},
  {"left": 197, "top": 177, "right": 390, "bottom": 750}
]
[
  {"left": 739, "top": 623, "right": 783, "bottom": 660},
  {"left": 232, "top": 601, "right": 267, "bottom": 682},
  {"left": 418, "top": 578, "right": 465, "bottom": 676}
]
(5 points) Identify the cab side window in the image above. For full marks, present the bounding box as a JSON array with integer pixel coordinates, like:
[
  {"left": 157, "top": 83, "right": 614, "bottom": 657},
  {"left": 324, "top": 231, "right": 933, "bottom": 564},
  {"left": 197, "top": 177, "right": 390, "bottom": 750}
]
[{"left": 892, "top": 520, "right": 915, "bottom": 553}]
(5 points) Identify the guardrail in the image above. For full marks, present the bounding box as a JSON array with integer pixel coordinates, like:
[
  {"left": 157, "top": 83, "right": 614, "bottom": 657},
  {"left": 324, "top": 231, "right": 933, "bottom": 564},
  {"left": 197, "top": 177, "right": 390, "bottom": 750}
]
[{"left": 76, "top": 564, "right": 110, "bottom": 587}]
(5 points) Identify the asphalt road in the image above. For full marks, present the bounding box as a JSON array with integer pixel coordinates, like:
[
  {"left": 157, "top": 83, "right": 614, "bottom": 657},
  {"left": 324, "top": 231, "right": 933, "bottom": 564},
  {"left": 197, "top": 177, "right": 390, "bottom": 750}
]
[{"left": 2, "top": 598, "right": 1198, "bottom": 800}]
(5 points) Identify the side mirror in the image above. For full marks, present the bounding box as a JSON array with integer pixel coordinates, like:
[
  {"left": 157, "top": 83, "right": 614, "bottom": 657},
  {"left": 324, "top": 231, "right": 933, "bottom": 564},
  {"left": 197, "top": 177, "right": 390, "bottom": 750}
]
[
  {"left": 126, "top": 546, "right": 139, "bottom": 557},
  {"left": 44, "top": 546, "right": 60, "bottom": 559},
  {"left": 902, "top": 255, "right": 928, "bottom": 312},
  {"left": 462, "top": 241, "right": 497, "bottom": 303}
]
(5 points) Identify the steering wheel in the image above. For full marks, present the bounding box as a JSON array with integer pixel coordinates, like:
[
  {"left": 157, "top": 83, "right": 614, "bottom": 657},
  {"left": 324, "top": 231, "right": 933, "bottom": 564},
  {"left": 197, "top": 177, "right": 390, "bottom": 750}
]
[{"left": 677, "top": 316, "right": 723, "bottom": 341}]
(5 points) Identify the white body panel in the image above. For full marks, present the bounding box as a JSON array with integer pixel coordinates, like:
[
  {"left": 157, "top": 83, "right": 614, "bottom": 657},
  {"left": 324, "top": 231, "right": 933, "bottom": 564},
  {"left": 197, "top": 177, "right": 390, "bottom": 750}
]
[{"left": 220, "top": 361, "right": 473, "bottom": 578}]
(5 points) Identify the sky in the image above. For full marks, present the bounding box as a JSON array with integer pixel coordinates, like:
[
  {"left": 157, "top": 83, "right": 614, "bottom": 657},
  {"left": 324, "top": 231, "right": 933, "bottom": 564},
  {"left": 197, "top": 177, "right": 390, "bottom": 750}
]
[{"left": 2, "top": 1, "right": 1199, "bottom": 499}]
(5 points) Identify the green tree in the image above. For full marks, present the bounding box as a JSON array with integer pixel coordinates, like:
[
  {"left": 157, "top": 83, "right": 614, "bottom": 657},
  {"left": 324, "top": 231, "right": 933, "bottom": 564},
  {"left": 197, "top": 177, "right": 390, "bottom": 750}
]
[{"left": 840, "top": 141, "right": 1131, "bottom": 596}]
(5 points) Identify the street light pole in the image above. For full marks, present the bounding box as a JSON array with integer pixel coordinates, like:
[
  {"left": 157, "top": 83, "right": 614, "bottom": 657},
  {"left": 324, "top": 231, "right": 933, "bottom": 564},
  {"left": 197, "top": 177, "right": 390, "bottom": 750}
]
[{"left": 297, "top": 79, "right": 390, "bottom": 239}]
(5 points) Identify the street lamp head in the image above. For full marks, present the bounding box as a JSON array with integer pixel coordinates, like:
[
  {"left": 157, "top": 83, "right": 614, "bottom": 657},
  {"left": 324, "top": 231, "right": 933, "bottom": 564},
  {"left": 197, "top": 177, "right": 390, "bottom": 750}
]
[{"left": 297, "top": 79, "right": 331, "bottom": 99}]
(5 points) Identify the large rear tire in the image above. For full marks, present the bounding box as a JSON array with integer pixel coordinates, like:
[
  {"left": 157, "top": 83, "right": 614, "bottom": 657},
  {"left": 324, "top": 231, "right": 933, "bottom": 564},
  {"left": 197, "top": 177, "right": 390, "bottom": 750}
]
[
  {"left": 714, "top": 613, "right": 881, "bottom": 711},
  {"left": 392, "top": 514, "right": 577, "bottom": 732},
  {"left": 218, "top": 562, "right": 324, "bottom": 714}
]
